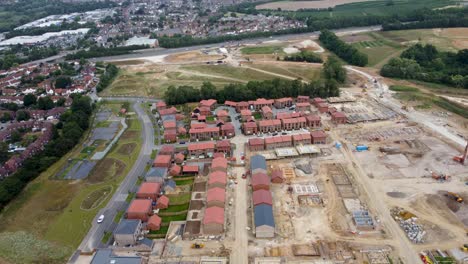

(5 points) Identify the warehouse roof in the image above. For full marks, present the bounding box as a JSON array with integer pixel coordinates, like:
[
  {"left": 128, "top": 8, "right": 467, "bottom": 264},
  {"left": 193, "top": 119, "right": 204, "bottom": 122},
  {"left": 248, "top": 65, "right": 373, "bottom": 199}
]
[
  {"left": 250, "top": 155, "right": 266, "bottom": 171},
  {"left": 254, "top": 204, "right": 275, "bottom": 227}
]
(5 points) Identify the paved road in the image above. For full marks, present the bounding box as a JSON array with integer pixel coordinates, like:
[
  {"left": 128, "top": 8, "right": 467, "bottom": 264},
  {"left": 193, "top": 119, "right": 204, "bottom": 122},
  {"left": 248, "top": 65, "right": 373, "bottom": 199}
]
[
  {"left": 74, "top": 100, "right": 155, "bottom": 257},
  {"left": 89, "top": 25, "right": 381, "bottom": 63}
]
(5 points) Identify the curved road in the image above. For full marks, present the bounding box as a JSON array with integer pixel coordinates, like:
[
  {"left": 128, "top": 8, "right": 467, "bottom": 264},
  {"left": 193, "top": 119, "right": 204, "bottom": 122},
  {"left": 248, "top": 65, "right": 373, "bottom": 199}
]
[{"left": 75, "top": 99, "right": 155, "bottom": 256}]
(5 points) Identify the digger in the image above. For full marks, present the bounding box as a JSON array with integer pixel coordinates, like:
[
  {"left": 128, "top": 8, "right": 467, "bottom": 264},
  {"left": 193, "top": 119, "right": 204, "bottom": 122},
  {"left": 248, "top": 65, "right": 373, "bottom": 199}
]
[
  {"left": 191, "top": 243, "right": 204, "bottom": 249},
  {"left": 446, "top": 192, "right": 463, "bottom": 203}
]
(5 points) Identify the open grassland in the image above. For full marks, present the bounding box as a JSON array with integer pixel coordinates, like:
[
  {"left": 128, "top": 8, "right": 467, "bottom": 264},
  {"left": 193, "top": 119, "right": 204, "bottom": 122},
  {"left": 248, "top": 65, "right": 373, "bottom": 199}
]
[
  {"left": 256, "top": 0, "right": 376, "bottom": 11},
  {"left": 0, "top": 102, "right": 142, "bottom": 263},
  {"left": 181, "top": 64, "right": 284, "bottom": 81},
  {"left": 240, "top": 45, "right": 285, "bottom": 55},
  {"left": 263, "top": 0, "right": 457, "bottom": 19},
  {"left": 248, "top": 63, "right": 322, "bottom": 81}
]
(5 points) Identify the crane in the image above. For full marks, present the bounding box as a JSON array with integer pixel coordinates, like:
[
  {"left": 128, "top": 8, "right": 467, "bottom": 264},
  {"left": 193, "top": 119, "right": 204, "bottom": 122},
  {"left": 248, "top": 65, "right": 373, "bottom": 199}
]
[{"left": 453, "top": 142, "right": 468, "bottom": 165}]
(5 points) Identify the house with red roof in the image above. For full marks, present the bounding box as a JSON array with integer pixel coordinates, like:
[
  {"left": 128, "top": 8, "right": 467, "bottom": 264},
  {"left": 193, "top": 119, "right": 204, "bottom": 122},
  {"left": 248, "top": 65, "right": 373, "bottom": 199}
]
[
  {"left": 199, "top": 99, "right": 217, "bottom": 110},
  {"left": 242, "top": 122, "right": 258, "bottom": 135},
  {"left": 251, "top": 172, "right": 270, "bottom": 191},
  {"left": 163, "top": 130, "right": 177, "bottom": 143},
  {"left": 282, "top": 117, "right": 307, "bottom": 130},
  {"left": 276, "top": 112, "right": 303, "bottom": 120},
  {"left": 169, "top": 165, "right": 181, "bottom": 176},
  {"left": 163, "top": 121, "right": 176, "bottom": 132},
  {"left": 235, "top": 101, "right": 249, "bottom": 112},
  {"left": 331, "top": 111, "right": 347, "bottom": 124},
  {"left": 220, "top": 123, "right": 235, "bottom": 138},
  {"left": 159, "top": 107, "right": 177, "bottom": 116},
  {"left": 155, "top": 101, "right": 166, "bottom": 111},
  {"left": 271, "top": 169, "right": 285, "bottom": 183},
  {"left": 311, "top": 130, "right": 327, "bottom": 144},
  {"left": 136, "top": 182, "right": 161, "bottom": 201},
  {"left": 258, "top": 119, "right": 281, "bottom": 133},
  {"left": 274, "top": 97, "right": 293, "bottom": 109},
  {"left": 127, "top": 199, "right": 153, "bottom": 222},
  {"left": 206, "top": 187, "right": 226, "bottom": 208},
  {"left": 312, "top": 97, "right": 325, "bottom": 106},
  {"left": 159, "top": 145, "right": 175, "bottom": 156},
  {"left": 216, "top": 109, "right": 229, "bottom": 122},
  {"left": 208, "top": 171, "right": 227, "bottom": 189},
  {"left": 174, "top": 152, "right": 185, "bottom": 164},
  {"left": 155, "top": 195, "right": 169, "bottom": 209},
  {"left": 153, "top": 154, "right": 172, "bottom": 168},
  {"left": 194, "top": 106, "right": 211, "bottom": 117},
  {"left": 240, "top": 109, "right": 252, "bottom": 121},
  {"left": 147, "top": 215, "right": 162, "bottom": 231},
  {"left": 265, "top": 135, "right": 292, "bottom": 150},
  {"left": 251, "top": 98, "right": 274, "bottom": 110},
  {"left": 187, "top": 142, "right": 216, "bottom": 157},
  {"left": 252, "top": 189, "right": 273, "bottom": 206},
  {"left": 183, "top": 165, "right": 199, "bottom": 175},
  {"left": 248, "top": 138, "right": 265, "bottom": 151},
  {"left": 305, "top": 115, "right": 321, "bottom": 128},
  {"left": 203, "top": 206, "right": 224, "bottom": 234},
  {"left": 216, "top": 140, "right": 231, "bottom": 155},
  {"left": 292, "top": 133, "right": 312, "bottom": 146},
  {"left": 317, "top": 103, "right": 329, "bottom": 113},
  {"left": 224, "top": 100, "right": 237, "bottom": 108},
  {"left": 189, "top": 126, "right": 220, "bottom": 141},
  {"left": 296, "top": 102, "right": 311, "bottom": 112},
  {"left": 211, "top": 157, "right": 228, "bottom": 172},
  {"left": 297, "top": 95, "right": 310, "bottom": 103},
  {"left": 261, "top": 106, "right": 273, "bottom": 120}
]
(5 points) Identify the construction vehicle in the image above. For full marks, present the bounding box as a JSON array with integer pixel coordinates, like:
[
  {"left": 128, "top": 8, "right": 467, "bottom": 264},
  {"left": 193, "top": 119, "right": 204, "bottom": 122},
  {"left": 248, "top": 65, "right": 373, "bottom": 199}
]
[
  {"left": 453, "top": 142, "right": 468, "bottom": 164},
  {"left": 445, "top": 192, "right": 463, "bottom": 203},
  {"left": 461, "top": 244, "right": 468, "bottom": 252},
  {"left": 430, "top": 171, "right": 450, "bottom": 182},
  {"left": 191, "top": 243, "right": 204, "bottom": 249}
]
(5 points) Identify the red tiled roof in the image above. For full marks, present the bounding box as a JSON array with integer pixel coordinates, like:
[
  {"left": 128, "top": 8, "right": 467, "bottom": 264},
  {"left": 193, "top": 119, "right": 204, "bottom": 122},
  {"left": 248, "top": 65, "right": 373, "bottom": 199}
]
[
  {"left": 243, "top": 122, "right": 257, "bottom": 128},
  {"left": 163, "top": 121, "right": 176, "bottom": 129},
  {"left": 253, "top": 98, "right": 274, "bottom": 105},
  {"left": 200, "top": 99, "right": 217, "bottom": 107},
  {"left": 251, "top": 172, "right": 270, "bottom": 187},
  {"left": 252, "top": 189, "right": 273, "bottom": 205},
  {"left": 207, "top": 187, "right": 225, "bottom": 202},
  {"left": 212, "top": 157, "right": 228, "bottom": 169},
  {"left": 156, "top": 101, "right": 166, "bottom": 107},
  {"left": 240, "top": 109, "right": 251, "bottom": 116},
  {"left": 271, "top": 169, "right": 284, "bottom": 180},
  {"left": 183, "top": 165, "right": 199, "bottom": 173},
  {"left": 216, "top": 109, "right": 229, "bottom": 117},
  {"left": 297, "top": 95, "right": 310, "bottom": 100},
  {"left": 221, "top": 123, "right": 234, "bottom": 131},
  {"left": 188, "top": 142, "right": 216, "bottom": 151},
  {"left": 292, "top": 133, "right": 311, "bottom": 141},
  {"left": 262, "top": 106, "right": 272, "bottom": 114},
  {"left": 154, "top": 155, "right": 171, "bottom": 164},
  {"left": 191, "top": 123, "right": 207, "bottom": 129},
  {"left": 157, "top": 195, "right": 169, "bottom": 207},
  {"left": 148, "top": 215, "right": 162, "bottom": 226},
  {"left": 282, "top": 117, "right": 306, "bottom": 124},
  {"left": 249, "top": 138, "right": 264, "bottom": 146},
  {"left": 275, "top": 97, "right": 293, "bottom": 103},
  {"left": 296, "top": 102, "right": 311, "bottom": 107},
  {"left": 276, "top": 112, "right": 303, "bottom": 120},
  {"left": 127, "top": 199, "right": 152, "bottom": 214},
  {"left": 258, "top": 119, "right": 281, "bottom": 127},
  {"left": 332, "top": 111, "right": 346, "bottom": 118},
  {"left": 305, "top": 115, "right": 321, "bottom": 122},
  {"left": 189, "top": 127, "right": 219, "bottom": 134},
  {"left": 317, "top": 103, "right": 328, "bottom": 108},
  {"left": 160, "top": 145, "right": 175, "bottom": 154},
  {"left": 208, "top": 171, "right": 227, "bottom": 185},
  {"left": 237, "top": 101, "right": 249, "bottom": 107},
  {"left": 203, "top": 206, "right": 224, "bottom": 224},
  {"left": 159, "top": 107, "right": 177, "bottom": 116},
  {"left": 216, "top": 140, "right": 230, "bottom": 148},
  {"left": 138, "top": 182, "right": 161, "bottom": 195},
  {"left": 313, "top": 97, "right": 324, "bottom": 103},
  {"left": 311, "top": 130, "right": 327, "bottom": 138}
]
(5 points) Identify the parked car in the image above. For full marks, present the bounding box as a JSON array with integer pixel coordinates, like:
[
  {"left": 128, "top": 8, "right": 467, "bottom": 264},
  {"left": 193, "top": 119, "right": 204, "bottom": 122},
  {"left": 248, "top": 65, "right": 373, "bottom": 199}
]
[{"left": 97, "top": 214, "right": 105, "bottom": 223}]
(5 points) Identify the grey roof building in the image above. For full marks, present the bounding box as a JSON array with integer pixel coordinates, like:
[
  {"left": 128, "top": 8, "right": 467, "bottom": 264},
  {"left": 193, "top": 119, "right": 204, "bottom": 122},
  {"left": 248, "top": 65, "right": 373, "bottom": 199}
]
[
  {"left": 114, "top": 219, "right": 142, "bottom": 246},
  {"left": 253, "top": 204, "right": 275, "bottom": 238},
  {"left": 146, "top": 167, "right": 167, "bottom": 183},
  {"left": 91, "top": 249, "right": 142, "bottom": 264},
  {"left": 250, "top": 155, "right": 267, "bottom": 174}
]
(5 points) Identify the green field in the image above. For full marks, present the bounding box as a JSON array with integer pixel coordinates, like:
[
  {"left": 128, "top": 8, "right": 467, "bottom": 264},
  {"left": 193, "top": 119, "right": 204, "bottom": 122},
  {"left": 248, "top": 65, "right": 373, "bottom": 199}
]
[
  {"left": 181, "top": 65, "right": 284, "bottom": 82},
  {"left": 0, "top": 102, "right": 143, "bottom": 263},
  {"left": 263, "top": 0, "right": 457, "bottom": 19},
  {"left": 241, "top": 45, "right": 285, "bottom": 55},
  {"left": 249, "top": 63, "right": 322, "bottom": 81}
]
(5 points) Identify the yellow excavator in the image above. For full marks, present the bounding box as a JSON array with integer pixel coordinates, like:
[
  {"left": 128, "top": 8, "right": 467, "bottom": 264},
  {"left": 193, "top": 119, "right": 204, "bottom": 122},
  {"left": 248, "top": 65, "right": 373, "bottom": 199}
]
[
  {"left": 446, "top": 192, "right": 463, "bottom": 203},
  {"left": 191, "top": 243, "right": 205, "bottom": 249}
]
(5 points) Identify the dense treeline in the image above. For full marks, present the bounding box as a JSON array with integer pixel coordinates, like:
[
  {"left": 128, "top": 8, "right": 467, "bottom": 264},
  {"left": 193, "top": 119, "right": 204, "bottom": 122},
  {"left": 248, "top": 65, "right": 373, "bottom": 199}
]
[
  {"left": 65, "top": 45, "right": 148, "bottom": 60},
  {"left": 381, "top": 44, "right": 468, "bottom": 88},
  {"left": 96, "top": 64, "right": 119, "bottom": 93},
  {"left": 164, "top": 55, "right": 346, "bottom": 105},
  {"left": 382, "top": 8, "right": 468, "bottom": 31},
  {"left": 5, "top": 21, "right": 96, "bottom": 38},
  {"left": 0, "top": 95, "right": 93, "bottom": 211},
  {"left": 318, "top": 30, "right": 368, "bottom": 66},
  {"left": 283, "top": 50, "right": 323, "bottom": 63},
  {"left": 0, "top": 46, "right": 58, "bottom": 70},
  {"left": 0, "top": 0, "right": 115, "bottom": 32}
]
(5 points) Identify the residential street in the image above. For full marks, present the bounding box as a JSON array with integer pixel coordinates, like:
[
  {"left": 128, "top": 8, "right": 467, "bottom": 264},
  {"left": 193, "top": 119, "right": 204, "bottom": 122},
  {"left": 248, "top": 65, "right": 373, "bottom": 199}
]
[{"left": 73, "top": 100, "right": 155, "bottom": 259}]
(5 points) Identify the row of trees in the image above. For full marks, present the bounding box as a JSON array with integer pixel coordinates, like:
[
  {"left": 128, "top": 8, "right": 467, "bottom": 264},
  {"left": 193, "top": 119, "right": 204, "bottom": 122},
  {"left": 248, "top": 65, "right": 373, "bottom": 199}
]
[
  {"left": 382, "top": 8, "right": 468, "bottom": 31},
  {"left": 283, "top": 50, "right": 323, "bottom": 63},
  {"left": 318, "top": 30, "right": 368, "bottom": 67},
  {"left": 65, "top": 45, "right": 148, "bottom": 60},
  {"left": 164, "top": 55, "right": 346, "bottom": 105},
  {"left": 96, "top": 64, "right": 119, "bottom": 93},
  {"left": 0, "top": 95, "right": 93, "bottom": 211},
  {"left": 381, "top": 44, "right": 468, "bottom": 88}
]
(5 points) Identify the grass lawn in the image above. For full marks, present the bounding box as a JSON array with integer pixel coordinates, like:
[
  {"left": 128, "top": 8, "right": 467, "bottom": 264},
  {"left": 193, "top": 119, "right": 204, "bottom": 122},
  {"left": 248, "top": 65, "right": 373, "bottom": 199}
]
[
  {"left": 253, "top": 112, "right": 262, "bottom": 120},
  {"left": 95, "top": 121, "right": 111, "bottom": 128},
  {"left": 161, "top": 214, "right": 188, "bottom": 223},
  {"left": 159, "top": 203, "right": 189, "bottom": 213},
  {"left": 101, "top": 231, "right": 112, "bottom": 244},
  {"left": 0, "top": 102, "right": 143, "bottom": 263},
  {"left": 148, "top": 226, "right": 169, "bottom": 235},
  {"left": 182, "top": 65, "right": 283, "bottom": 82},
  {"left": 249, "top": 63, "right": 322, "bottom": 81},
  {"left": 114, "top": 210, "right": 124, "bottom": 223},
  {"left": 389, "top": 85, "right": 420, "bottom": 92},
  {"left": 167, "top": 193, "right": 191, "bottom": 204},
  {"left": 241, "top": 45, "right": 285, "bottom": 55}
]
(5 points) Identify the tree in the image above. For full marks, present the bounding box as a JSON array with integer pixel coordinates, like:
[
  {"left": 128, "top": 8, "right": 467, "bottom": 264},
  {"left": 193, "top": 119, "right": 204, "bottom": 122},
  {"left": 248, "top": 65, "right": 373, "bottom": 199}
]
[
  {"left": 56, "top": 97, "right": 66, "bottom": 107},
  {"left": 23, "top": 94, "right": 37, "bottom": 107},
  {"left": 10, "top": 130, "right": 21, "bottom": 142},
  {"left": 54, "top": 76, "right": 72, "bottom": 88},
  {"left": 323, "top": 56, "right": 347, "bottom": 83},
  {"left": 37, "top": 96, "right": 54, "bottom": 110},
  {"left": 200, "top": 81, "right": 217, "bottom": 99},
  {"left": 0, "top": 143, "right": 8, "bottom": 163},
  {"left": 16, "top": 110, "right": 30, "bottom": 121},
  {"left": 0, "top": 112, "right": 11, "bottom": 123}
]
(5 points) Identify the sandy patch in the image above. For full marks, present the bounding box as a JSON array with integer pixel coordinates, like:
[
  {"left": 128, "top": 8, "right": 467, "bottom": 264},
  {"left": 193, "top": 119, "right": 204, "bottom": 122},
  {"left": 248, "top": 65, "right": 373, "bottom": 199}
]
[
  {"left": 256, "top": 0, "right": 376, "bottom": 11},
  {"left": 283, "top": 47, "right": 300, "bottom": 54},
  {"left": 165, "top": 51, "right": 224, "bottom": 63}
]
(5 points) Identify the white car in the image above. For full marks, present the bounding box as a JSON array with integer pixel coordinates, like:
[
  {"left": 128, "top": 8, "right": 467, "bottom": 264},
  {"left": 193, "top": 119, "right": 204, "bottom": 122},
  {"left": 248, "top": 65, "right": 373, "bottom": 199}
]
[{"left": 97, "top": 214, "right": 105, "bottom": 223}]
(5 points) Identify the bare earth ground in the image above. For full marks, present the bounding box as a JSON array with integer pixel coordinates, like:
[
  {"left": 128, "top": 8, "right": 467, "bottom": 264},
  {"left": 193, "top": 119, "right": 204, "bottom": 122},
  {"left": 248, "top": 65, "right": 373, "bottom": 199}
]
[{"left": 256, "top": 0, "right": 376, "bottom": 11}]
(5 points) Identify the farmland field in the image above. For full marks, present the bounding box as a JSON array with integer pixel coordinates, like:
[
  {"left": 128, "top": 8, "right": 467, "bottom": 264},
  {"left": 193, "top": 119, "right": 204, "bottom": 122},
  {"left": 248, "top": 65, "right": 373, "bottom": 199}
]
[
  {"left": 256, "top": 0, "right": 377, "bottom": 11},
  {"left": 241, "top": 45, "right": 285, "bottom": 55},
  {"left": 0, "top": 102, "right": 142, "bottom": 264}
]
